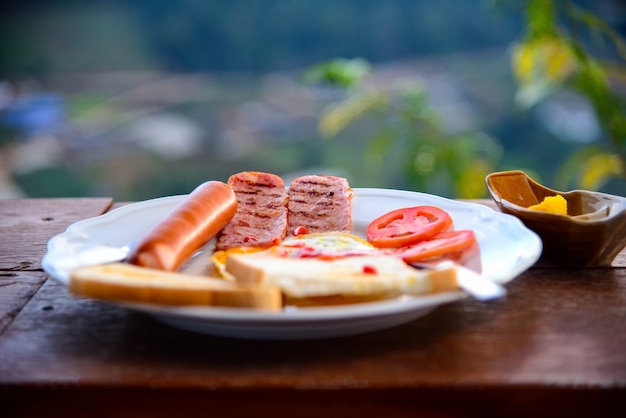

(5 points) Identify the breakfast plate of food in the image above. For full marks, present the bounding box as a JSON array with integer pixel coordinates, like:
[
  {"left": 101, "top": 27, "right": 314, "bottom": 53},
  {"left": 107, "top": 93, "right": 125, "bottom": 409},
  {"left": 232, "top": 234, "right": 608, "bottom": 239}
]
[{"left": 43, "top": 172, "right": 542, "bottom": 339}]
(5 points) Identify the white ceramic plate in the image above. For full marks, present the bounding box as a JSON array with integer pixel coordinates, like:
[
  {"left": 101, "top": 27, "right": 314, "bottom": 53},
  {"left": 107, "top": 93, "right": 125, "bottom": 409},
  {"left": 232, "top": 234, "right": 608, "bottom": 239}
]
[{"left": 42, "top": 188, "right": 542, "bottom": 339}]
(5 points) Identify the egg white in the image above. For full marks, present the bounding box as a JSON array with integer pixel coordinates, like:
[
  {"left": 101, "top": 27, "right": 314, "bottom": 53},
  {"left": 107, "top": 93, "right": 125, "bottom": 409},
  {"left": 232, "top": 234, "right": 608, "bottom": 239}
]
[{"left": 211, "top": 232, "right": 380, "bottom": 280}]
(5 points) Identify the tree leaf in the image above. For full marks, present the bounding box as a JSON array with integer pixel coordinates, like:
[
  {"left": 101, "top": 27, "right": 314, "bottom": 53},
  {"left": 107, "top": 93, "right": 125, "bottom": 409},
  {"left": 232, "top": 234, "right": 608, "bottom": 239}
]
[
  {"left": 318, "top": 92, "right": 386, "bottom": 138},
  {"left": 456, "top": 159, "right": 493, "bottom": 199},
  {"left": 512, "top": 36, "right": 577, "bottom": 107},
  {"left": 568, "top": 4, "right": 626, "bottom": 62},
  {"left": 302, "top": 58, "right": 371, "bottom": 89},
  {"left": 526, "top": 0, "right": 556, "bottom": 37},
  {"left": 512, "top": 37, "right": 577, "bottom": 83},
  {"left": 579, "top": 151, "right": 623, "bottom": 190},
  {"left": 556, "top": 145, "right": 623, "bottom": 190}
]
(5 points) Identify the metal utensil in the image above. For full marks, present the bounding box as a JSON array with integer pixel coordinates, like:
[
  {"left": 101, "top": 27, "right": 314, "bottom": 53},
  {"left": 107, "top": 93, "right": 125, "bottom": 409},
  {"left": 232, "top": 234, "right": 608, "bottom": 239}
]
[{"left": 413, "top": 260, "right": 506, "bottom": 301}]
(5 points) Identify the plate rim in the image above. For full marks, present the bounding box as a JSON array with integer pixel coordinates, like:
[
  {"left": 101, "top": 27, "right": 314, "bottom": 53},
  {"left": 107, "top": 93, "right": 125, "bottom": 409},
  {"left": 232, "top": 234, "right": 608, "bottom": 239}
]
[{"left": 41, "top": 187, "right": 542, "bottom": 335}]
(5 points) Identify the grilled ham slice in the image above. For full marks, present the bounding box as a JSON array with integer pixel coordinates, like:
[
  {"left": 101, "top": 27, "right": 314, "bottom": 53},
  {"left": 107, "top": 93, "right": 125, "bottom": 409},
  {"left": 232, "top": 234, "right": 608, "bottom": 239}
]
[
  {"left": 287, "top": 175, "right": 352, "bottom": 235},
  {"left": 215, "top": 171, "right": 289, "bottom": 251}
]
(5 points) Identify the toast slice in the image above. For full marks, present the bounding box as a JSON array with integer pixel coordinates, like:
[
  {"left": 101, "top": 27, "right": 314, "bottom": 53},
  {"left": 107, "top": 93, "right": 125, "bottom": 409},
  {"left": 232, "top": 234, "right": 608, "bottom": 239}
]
[
  {"left": 70, "top": 263, "right": 283, "bottom": 311},
  {"left": 225, "top": 251, "right": 459, "bottom": 301}
]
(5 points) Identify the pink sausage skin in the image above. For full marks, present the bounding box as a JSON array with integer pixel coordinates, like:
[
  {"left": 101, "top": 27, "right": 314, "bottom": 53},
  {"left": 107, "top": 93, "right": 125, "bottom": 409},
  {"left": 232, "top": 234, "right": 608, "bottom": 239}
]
[{"left": 127, "top": 181, "right": 238, "bottom": 271}]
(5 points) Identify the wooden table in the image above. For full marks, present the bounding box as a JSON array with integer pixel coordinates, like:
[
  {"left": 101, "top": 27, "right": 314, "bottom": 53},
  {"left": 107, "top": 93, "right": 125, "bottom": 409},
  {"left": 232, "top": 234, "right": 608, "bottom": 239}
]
[{"left": 1, "top": 198, "right": 625, "bottom": 417}]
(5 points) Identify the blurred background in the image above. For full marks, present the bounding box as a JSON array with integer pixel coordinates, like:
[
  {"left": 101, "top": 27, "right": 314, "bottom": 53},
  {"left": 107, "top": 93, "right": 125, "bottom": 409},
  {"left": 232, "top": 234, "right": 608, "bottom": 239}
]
[{"left": 1, "top": 0, "right": 625, "bottom": 200}]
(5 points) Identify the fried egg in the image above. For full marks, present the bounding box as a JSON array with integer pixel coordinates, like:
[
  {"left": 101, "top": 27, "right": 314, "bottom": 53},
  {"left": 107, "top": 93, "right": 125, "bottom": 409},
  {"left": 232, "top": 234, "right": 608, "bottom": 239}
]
[
  {"left": 280, "top": 231, "right": 377, "bottom": 255},
  {"left": 211, "top": 232, "right": 380, "bottom": 280}
]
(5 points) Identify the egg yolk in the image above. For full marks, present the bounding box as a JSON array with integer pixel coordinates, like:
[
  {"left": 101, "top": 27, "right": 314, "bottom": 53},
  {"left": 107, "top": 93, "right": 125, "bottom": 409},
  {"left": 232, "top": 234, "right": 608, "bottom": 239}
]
[{"left": 211, "top": 246, "right": 266, "bottom": 279}]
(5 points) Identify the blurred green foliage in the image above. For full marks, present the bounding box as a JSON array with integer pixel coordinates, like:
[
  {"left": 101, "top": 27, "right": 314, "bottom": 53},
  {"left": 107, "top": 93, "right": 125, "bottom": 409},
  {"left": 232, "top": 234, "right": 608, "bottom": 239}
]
[
  {"left": 1, "top": 0, "right": 624, "bottom": 199},
  {"left": 510, "top": 0, "right": 625, "bottom": 191},
  {"left": 303, "top": 60, "right": 503, "bottom": 198},
  {"left": 305, "top": 0, "right": 626, "bottom": 198}
]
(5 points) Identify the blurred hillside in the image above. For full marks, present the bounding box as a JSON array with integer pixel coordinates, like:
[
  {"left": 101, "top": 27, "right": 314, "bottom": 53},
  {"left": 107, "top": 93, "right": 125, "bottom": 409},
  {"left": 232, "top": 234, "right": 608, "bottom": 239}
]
[
  {"left": 1, "top": 0, "right": 625, "bottom": 200},
  {"left": 0, "top": 0, "right": 524, "bottom": 73}
]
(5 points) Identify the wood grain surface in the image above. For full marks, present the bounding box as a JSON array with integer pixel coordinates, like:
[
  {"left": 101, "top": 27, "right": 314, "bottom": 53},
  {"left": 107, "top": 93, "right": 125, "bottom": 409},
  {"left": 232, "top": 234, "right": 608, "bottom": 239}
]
[
  {"left": 0, "top": 198, "right": 112, "bottom": 336},
  {"left": 1, "top": 198, "right": 625, "bottom": 418},
  {"left": 0, "top": 198, "right": 112, "bottom": 270}
]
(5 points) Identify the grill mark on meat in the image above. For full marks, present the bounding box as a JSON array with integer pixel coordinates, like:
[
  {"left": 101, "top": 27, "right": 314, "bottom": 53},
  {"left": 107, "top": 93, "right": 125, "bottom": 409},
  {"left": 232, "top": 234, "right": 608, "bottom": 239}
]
[
  {"left": 239, "top": 190, "right": 285, "bottom": 195},
  {"left": 236, "top": 209, "right": 285, "bottom": 219},
  {"left": 216, "top": 172, "right": 353, "bottom": 250},
  {"left": 216, "top": 172, "right": 288, "bottom": 250},
  {"left": 287, "top": 175, "right": 352, "bottom": 235}
]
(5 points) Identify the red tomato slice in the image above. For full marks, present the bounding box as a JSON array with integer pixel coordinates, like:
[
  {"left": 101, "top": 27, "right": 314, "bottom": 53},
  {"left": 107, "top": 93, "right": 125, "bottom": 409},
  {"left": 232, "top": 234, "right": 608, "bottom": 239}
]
[
  {"left": 393, "top": 230, "right": 477, "bottom": 263},
  {"left": 366, "top": 206, "right": 453, "bottom": 248}
]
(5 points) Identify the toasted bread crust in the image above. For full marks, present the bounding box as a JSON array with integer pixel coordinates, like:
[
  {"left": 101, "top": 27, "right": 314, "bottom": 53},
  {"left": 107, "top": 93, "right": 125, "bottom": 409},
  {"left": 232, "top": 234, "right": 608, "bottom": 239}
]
[{"left": 70, "top": 263, "right": 283, "bottom": 311}]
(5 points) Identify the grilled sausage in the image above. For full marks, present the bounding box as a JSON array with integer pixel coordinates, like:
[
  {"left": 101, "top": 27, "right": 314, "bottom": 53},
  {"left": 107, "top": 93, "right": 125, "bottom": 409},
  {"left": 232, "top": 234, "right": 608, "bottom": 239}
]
[{"left": 127, "top": 181, "right": 237, "bottom": 271}]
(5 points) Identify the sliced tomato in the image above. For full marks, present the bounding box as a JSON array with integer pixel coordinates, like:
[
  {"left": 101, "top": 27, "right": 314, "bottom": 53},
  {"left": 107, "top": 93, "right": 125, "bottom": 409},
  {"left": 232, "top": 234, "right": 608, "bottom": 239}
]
[
  {"left": 393, "top": 230, "right": 477, "bottom": 263},
  {"left": 366, "top": 206, "right": 453, "bottom": 248}
]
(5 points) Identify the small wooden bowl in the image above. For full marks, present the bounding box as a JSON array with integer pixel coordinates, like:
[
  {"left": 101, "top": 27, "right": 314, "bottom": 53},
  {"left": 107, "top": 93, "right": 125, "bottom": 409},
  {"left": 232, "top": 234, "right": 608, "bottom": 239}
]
[{"left": 486, "top": 170, "right": 626, "bottom": 267}]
